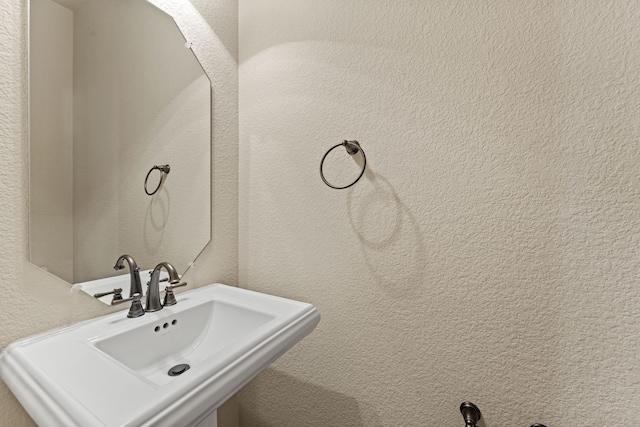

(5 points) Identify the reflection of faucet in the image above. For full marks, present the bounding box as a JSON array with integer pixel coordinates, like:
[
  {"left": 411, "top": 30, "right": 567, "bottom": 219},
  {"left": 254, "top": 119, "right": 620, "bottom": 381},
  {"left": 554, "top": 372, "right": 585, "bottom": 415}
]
[
  {"left": 113, "top": 255, "right": 143, "bottom": 298},
  {"left": 145, "top": 262, "right": 180, "bottom": 312}
]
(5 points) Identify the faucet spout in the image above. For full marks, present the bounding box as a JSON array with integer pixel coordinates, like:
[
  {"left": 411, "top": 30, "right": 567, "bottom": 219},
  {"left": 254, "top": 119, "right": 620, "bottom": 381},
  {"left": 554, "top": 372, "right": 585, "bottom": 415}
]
[
  {"left": 146, "top": 262, "right": 180, "bottom": 312},
  {"left": 113, "top": 255, "right": 143, "bottom": 298}
]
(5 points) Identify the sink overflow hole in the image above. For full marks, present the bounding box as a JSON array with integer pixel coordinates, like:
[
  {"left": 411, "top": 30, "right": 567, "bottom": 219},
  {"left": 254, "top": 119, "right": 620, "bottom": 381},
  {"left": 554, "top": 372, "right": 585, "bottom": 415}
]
[{"left": 168, "top": 363, "right": 190, "bottom": 376}]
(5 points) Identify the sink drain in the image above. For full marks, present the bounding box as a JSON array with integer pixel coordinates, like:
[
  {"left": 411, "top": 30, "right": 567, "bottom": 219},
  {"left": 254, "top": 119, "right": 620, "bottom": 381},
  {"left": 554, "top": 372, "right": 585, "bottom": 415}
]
[{"left": 168, "top": 363, "right": 190, "bottom": 376}]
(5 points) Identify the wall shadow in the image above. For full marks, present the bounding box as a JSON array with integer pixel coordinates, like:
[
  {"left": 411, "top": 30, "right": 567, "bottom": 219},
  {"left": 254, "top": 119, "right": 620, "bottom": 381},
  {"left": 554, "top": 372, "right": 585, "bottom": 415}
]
[
  {"left": 346, "top": 170, "right": 427, "bottom": 300},
  {"left": 143, "top": 186, "right": 169, "bottom": 253},
  {"left": 239, "top": 368, "right": 381, "bottom": 427}
]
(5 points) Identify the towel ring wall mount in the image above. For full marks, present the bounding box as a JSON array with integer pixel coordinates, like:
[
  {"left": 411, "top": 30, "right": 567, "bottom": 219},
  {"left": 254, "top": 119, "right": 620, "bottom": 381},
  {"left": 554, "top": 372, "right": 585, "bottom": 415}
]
[
  {"left": 144, "top": 164, "right": 170, "bottom": 196},
  {"left": 320, "top": 140, "right": 367, "bottom": 189}
]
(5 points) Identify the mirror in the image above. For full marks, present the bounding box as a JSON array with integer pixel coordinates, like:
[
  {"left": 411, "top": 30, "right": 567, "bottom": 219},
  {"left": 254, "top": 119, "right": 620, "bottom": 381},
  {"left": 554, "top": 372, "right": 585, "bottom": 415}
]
[{"left": 29, "top": 0, "right": 211, "bottom": 285}]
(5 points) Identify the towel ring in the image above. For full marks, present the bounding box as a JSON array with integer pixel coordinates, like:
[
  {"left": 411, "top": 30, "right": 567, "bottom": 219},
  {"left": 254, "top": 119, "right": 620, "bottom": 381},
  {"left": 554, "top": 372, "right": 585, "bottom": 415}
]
[
  {"left": 144, "top": 164, "right": 170, "bottom": 195},
  {"left": 320, "top": 140, "right": 367, "bottom": 189}
]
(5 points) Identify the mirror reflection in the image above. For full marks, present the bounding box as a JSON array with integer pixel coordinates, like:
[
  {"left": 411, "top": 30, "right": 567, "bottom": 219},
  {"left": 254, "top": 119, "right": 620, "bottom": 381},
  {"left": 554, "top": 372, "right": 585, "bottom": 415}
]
[{"left": 29, "top": 0, "right": 211, "bottom": 285}]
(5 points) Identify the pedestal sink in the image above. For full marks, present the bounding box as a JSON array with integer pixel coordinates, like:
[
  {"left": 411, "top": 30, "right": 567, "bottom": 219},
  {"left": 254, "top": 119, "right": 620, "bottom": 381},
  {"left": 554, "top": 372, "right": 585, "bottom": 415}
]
[{"left": 0, "top": 284, "right": 320, "bottom": 427}]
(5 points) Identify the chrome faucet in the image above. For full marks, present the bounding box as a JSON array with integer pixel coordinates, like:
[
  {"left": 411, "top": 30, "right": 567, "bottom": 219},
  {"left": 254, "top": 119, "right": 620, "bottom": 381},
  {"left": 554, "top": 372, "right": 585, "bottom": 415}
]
[
  {"left": 113, "top": 255, "right": 143, "bottom": 298},
  {"left": 145, "top": 262, "right": 181, "bottom": 312}
]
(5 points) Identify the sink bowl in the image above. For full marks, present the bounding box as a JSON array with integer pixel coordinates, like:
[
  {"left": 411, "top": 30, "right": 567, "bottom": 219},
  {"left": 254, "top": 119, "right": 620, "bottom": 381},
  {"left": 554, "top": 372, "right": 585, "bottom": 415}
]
[
  {"left": 93, "top": 295, "right": 278, "bottom": 386},
  {"left": 0, "top": 284, "right": 320, "bottom": 427}
]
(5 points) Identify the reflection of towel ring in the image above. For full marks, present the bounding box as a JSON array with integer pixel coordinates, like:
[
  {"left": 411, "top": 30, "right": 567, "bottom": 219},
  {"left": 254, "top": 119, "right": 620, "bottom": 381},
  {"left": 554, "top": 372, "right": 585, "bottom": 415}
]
[
  {"left": 320, "top": 140, "right": 367, "bottom": 189},
  {"left": 145, "top": 164, "right": 170, "bottom": 195}
]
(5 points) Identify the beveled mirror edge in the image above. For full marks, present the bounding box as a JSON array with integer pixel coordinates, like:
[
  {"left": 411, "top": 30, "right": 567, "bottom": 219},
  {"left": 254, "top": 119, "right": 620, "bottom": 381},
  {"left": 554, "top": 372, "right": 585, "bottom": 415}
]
[{"left": 145, "top": 0, "right": 215, "bottom": 282}]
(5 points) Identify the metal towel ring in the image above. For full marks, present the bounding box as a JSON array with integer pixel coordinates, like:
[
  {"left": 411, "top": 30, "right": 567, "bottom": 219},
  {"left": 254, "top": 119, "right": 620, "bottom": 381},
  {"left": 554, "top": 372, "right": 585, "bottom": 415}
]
[
  {"left": 144, "top": 164, "right": 170, "bottom": 195},
  {"left": 320, "top": 140, "right": 367, "bottom": 189}
]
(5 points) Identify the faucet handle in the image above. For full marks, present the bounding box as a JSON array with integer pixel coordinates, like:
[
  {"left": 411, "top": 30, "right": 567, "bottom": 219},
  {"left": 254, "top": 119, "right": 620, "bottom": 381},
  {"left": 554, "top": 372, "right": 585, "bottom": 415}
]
[
  {"left": 93, "top": 288, "right": 123, "bottom": 304},
  {"left": 112, "top": 293, "right": 145, "bottom": 318},
  {"left": 163, "top": 282, "right": 187, "bottom": 306}
]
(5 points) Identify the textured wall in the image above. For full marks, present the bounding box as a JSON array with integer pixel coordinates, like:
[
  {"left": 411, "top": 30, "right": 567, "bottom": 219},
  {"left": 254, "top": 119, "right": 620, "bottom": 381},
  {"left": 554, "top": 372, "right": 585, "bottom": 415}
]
[
  {"left": 0, "top": 0, "right": 237, "bottom": 425},
  {"left": 238, "top": 1, "right": 640, "bottom": 426}
]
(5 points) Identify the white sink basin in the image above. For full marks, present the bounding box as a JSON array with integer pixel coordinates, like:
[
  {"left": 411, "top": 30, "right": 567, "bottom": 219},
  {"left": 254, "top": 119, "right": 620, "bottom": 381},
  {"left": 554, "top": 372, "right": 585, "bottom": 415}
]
[{"left": 0, "top": 284, "right": 320, "bottom": 427}]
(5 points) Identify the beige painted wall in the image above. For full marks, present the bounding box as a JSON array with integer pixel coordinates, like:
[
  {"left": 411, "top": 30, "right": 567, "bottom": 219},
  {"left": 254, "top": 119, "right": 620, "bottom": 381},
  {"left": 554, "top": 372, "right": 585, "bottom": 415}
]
[
  {"left": 29, "top": 0, "right": 74, "bottom": 283},
  {"left": 238, "top": 1, "right": 640, "bottom": 426},
  {"left": 0, "top": 0, "right": 237, "bottom": 425}
]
